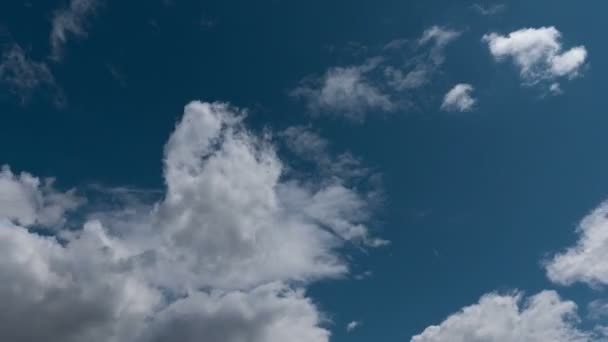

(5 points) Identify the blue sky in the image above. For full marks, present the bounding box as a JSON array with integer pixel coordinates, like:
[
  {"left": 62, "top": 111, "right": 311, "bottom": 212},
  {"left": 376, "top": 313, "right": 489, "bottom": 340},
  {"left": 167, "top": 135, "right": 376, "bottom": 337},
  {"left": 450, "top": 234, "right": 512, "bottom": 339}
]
[{"left": 1, "top": 1, "right": 608, "bottom": 341}]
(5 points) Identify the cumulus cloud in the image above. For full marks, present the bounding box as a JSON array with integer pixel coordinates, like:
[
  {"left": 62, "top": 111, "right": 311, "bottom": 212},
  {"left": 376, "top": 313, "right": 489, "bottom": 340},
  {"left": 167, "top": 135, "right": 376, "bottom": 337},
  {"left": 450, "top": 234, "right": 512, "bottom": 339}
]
[
  {"left": 0, "top": 101, "right": 382, "bottom": 341},
  {"left": 483, "top": 27, "right": 588, "bottom": 87},
  {"left": 411, "top": 291, "right": 593, "bottom": 342},
  {"left": 545, "top": 201, "right": 608, "bottom": 287},
  {"left": 50, "top": 0, "right": 100, "bottom": 60},
  {"left": 0, "top": 45, "right": 64, "bottom": 105},
  {"left": 290, "top": 58, "right": 394, "bottom": 122},
  {"left": 441, "top": 84, "right": 476, "bottom": 112}
]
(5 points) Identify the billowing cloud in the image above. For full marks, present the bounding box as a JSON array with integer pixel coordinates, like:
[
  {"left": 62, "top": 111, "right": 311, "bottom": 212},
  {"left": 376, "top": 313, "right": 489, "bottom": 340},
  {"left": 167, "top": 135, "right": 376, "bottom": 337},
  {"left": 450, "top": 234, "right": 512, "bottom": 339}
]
[
  {"left": 0, "top": 101, "right": 382, "bottom": 341},
  {"left": 441, "top": 84, "right": 476, "bottom": 112},
  {"left": 483, "top": 27, "right": 587, "bottom": 87},
  {"left": 50, "top": 0, "right": 100, "bottom": 60},
  {"left": 546, "top": 201, "right": 608, "bottom": 287},
  {"left": 0, "top": 45, "right": 64, "bottom": 105},
  {"left": 411, "top": 291, "right": 593, "bottom": 342}
]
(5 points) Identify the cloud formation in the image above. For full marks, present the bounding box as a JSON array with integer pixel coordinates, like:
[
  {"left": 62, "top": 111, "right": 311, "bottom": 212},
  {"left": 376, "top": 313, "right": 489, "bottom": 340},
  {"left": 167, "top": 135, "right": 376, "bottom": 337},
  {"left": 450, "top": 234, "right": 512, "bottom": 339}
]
[
  {"left": 471, "top": 4, "right": 506, "bottom": 16},
  {"left": 441, "top": 84, "right": 476, "bottom": 112},
  {"left": 292, "top": 26, "right": 461, "bottom": 122},
  {"left": 483, "top": 27, "right": 587, "bottom": 87},
  {"left": 50, "top": 0, "right": 100, "bottom": 60},
  {"left": 0, "top": 101, "right": 382, "bottom": 341},
  {"left": 411, "top": 291, "right": 593, "bottom": 342},
  {"left": 546, "top": 201, "right": 608, "bottom": 287}
]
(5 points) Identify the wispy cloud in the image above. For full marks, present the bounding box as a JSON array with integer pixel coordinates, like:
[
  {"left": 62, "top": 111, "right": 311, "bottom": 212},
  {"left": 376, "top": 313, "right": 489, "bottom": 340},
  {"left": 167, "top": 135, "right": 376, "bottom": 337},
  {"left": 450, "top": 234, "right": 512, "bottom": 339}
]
[
  {"left": 471, "top": 3, "right": 506, "bottom": 16},
  {"left": 0, "top": 44, "right": 64, "bottom": 106},
  {"left": 50, "top": 0, "right": 100, "bottom": 60},
  {"left": 441, "top": 84, "right": 476, "bottom": 112}
]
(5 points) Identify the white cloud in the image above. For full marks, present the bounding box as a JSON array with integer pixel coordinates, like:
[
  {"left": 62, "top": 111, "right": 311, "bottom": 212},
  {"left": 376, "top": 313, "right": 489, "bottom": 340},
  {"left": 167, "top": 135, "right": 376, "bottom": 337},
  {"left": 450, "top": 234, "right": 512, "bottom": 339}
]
[
  {"left": 411, "top": 291, "right": 593, "bottom": 342},
  {"left": 483, "top": 27, "right": 588, "bottom": 87},
  {"left": 0, "top": 45, "right": 64, "bottom": 105},
  {"left": 346, "top": 320, "right": 361, "bottom": 333},
  {"left": 291, "top": 59, "right": 394, "bottom": 122},
  {"left": 50, "top": 0, "right": 100, "bottom": 60},
  {"left": 0, "top": 101, "right": 383, "bottom": 341},
  {"left": 441, "top": 84, "right": 476, "bottom": 112},
  {"left": 0, "top": 165, "right": 83, "bottom": 227},
  {"left": 545, "top": 201, "right": 608, "bottom": 287},
  {"left": 292, "top": 26, "right": 461, "bottom": 121}
]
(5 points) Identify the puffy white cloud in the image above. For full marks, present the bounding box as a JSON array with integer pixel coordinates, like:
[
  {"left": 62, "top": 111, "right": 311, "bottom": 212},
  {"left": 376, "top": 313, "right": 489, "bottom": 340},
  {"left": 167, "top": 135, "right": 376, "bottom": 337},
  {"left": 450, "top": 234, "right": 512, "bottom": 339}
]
[
  {"left": 50, "top": 0, "right": 100, "bottom": 60},
  {"left": 441, "top": 84, "right": 476, "bottom": 112},
  {"left": 411, "top": 291, "right": 593, "bottom": 342},
  {"left": 291, "top": 59, "right": 394, "bottom": 122},
  {"left": 483, "top": 27, "right": 588, "bottom": 86},
  {"left": 0, "top": 45, "right": 64, "bottom": 105},
  {"left": 0, "top": 101, "right": 382, "bottom": 341},
  {"left": 0, "top": 165, "right": 83, "bottom": 227},
  {"left": 546, "top": 201, "right": 608, "bottom": 287}
]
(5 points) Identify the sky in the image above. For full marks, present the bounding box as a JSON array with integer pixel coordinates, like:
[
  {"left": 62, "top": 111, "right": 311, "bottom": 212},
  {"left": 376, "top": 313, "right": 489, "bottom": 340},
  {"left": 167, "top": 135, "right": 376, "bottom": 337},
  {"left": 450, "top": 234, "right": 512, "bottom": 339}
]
[{"left": 1, "top": 0, "right": 608, "bottom": 341}]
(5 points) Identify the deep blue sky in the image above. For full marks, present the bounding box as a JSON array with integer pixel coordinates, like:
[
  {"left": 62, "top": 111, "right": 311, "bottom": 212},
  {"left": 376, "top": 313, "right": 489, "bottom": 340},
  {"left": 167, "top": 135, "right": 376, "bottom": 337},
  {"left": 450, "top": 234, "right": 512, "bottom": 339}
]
[{"left": 1, "top": 1, "right": 607, "bottom": 341}]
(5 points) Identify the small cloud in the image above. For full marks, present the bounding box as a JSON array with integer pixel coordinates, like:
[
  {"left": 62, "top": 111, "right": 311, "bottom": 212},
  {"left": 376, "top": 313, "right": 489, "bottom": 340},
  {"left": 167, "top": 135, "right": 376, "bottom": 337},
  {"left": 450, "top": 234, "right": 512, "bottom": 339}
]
[
  {"left": 471, "top": 4, "right": 506, "bottom": 16},
  {"left": 290, "top": 58, "right": 394, "bottom": 122},
  {"left": 549, "top": 82, "right": 563, "bottom": 96},
  {"left": 483, "top": 27, "right": 588, "bottom": 88},
  {"left": 346, "top": 321, "right": 361, "bottom": 333},
  {"left": 50, "top": 0, "right": 101, "bottom": 60},
  {"left": 441, "top": 84, "right": 476, "bottom": 112}
]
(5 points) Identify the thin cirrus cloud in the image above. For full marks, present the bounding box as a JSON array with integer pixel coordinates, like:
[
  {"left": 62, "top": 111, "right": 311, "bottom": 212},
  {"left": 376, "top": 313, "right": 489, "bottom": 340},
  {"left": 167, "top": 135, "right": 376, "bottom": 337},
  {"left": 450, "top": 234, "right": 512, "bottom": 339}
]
[
  {"left": 50, "top": 0, "right": 100, "bottom": 60},
  {"left": 441, "top": 83, "right": 476, "bottom": 112},
  {"left": 291, "top": 26, "right": 461, "bottom": 122},
  {"left": 0, "top": 101, "right": 384, "bottom": 342},
  {"left": 0, "top": 45, "right": 65, "bottom": 106},
  {"left": 483, "top": 27, "right": 588, "bottom": 90}
]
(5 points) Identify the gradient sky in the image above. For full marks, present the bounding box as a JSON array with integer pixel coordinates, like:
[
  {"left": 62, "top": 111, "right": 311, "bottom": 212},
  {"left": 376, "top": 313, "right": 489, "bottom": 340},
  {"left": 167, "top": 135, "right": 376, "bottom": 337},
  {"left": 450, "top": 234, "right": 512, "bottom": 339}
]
[{"left": 1, "top": 1, "right": 608, "bottom": 341}]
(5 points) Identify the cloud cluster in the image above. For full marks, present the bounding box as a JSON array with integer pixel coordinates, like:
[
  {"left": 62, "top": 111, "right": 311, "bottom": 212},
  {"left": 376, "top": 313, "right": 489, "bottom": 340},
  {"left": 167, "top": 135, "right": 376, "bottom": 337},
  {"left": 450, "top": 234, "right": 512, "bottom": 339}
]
[
  {"left": 441, "top": 84, "right": 476, "bottom": 112},
  {"left": 0, "top": 101, "right": 383, "bottom": 341},
  {"left": 411, "top": 291, "right": 592, "bottom": 342},
  {"left": 292, "top": 26, "right": 461, "bottom": 122},
  {"left": 483, "top": 27, "right": 587, "bottom": 86}
]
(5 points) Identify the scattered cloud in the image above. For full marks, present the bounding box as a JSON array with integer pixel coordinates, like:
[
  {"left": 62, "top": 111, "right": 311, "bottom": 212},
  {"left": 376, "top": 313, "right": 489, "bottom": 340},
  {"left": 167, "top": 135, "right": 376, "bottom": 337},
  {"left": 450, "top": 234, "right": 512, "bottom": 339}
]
[
  {"left": 545, "top": 201, "right": 608, "bottom": 287},
  {"left": 50, "top": 0, "right": 100, "bottom": 60},
  {"left": 483, "top": 27, "right": 588, "bottom": 90},
  {"left": 411, "top": 291, "right": 594, "bottom": 342},
  {"left": 292, "top": 26, "right": 461, "bottom": 122},
  {"left": 441, "top": 83, "right": 476, "bottom": 112},
  {"left": 0, "top": 101, "right": 383, "bottom": 341},
  {"left": 290, "top": 58, "right": 394, "bottom": 122},
  {"left": 471, "top": 4, "right": 506, "bottom": 16},
  {"left": 346, "top": 321, "right": 361, "bottom": 333},
  {"left": 0, "top": 44, "right": 64, "bottom": 106}
]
